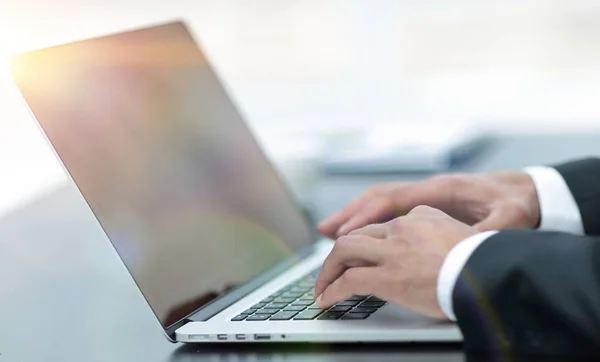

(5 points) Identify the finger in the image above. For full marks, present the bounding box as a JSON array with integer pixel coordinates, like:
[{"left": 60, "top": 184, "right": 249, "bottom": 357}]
[
  {"left": 473, "top": 206, "right": 530, "bottom": 231},
  {"left": 316, "top": 267, "right": 381, "bottom": 309},
  {"left": 472, "top": 211, "right": 504, "bottom": 231},
  {"left": 400, "top": 176, "right": 457, "bottom": 213},
  {"left": 348, "top": 223, "right": 388, "bottom": 239},
  {"left": 318, "top": 189, "right": 381, "bottom": 238},
  {"left": 314, "top": 235, "right": 386, "bottom": 298},
  {"left": 336, "top": 197, "right": 395, "bottom": 236},
  {"left": 319, "top": 183, "right": 402, "bottom": 238},
  {"left": 318, "top": 213, "right": 345, "bottom": 239},
  {"left": 338, "top": 179, "right": 456, "bottom": 236}
]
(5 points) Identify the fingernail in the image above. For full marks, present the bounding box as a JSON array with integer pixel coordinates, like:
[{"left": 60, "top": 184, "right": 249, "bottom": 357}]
[{"left": 316, "top": 294, "right": 323, "bottom": 308}]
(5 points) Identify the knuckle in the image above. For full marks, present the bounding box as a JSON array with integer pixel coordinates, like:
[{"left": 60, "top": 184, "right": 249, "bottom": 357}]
[
  {"left": 365, "top": 196, "right": 390, "bottom": 213},
  {"left": 369, "top": 196, "right": 384, "bottom": 208},
  {"left": 340, "top": 268, "right": 360, "bottom": 285},
  {"left": 362, "top": 185, "right": 382, "bottom": 199},
  {"left": 348, "top": 225, "right": 369, "bottom": 236},
  {"left": 335, "top": 235, "right": 353, "bottom": 248},
  {"left": 428, "top": 174, "right": 452, "bottom": 186},
  {"left": 333, "top": 235, "right": 356, "bottom": 255},
  {"left": 347, "top": 228, "right": 360, "bottom": 236},
  {"left": 388, "top": 216, "right": 407, "bottom": 230},
  {"left": 430, "top": 173, "right": 467, "bottom": 189},
  {"left": 409, "top": 204, "right": 434, "bottom": 214},
  {"left": 370, "top": 183, "right": 393, "bottom": 195}
]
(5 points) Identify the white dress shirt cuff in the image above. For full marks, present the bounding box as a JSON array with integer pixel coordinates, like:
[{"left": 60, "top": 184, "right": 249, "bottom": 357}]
[
  {"left": 437, "top": 230, "right": 498, "bottom": 321},
  {"left": 524, "top": 166, "right": 584, "bottom": 235}
]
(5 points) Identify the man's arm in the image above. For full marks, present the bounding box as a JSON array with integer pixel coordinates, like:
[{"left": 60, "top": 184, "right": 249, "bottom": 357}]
[
  {"left": 453, "top": 230, "right": 600, "bottom": 355},
  {"left": 313, "top": 206, "right": 600, "bottom": 356},
  {"left": 525, "top": 166, "right": 584, "bottom": 235},
  {"left": 554, "top": 157, "right": 600, "bottom": 235},
  {"left": 436, "top": 164, "right": 584, "bottom": 321}
]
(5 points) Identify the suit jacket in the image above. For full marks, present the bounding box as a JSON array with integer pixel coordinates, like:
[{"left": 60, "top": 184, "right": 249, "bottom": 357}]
[{"left": 454, "top": 158, "right": 600, "bottom": 357}]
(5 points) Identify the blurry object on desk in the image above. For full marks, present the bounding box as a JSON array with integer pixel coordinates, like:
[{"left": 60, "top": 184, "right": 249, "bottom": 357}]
[{"left": 321, "top": 123, "right": 492, "bottom": 175}]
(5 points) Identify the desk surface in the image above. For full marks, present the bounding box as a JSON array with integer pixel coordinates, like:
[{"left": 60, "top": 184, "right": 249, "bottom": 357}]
[{"left": 1, "top": 133, "right": 599, "bottom": 362}]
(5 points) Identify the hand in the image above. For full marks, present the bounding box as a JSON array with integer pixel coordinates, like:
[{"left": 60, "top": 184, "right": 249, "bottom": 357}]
[
  {"left": 318, "top": 171, "right": 540, "bottom": 238},
  {"left": 314, "top": 206, "right": 478, "bottom": 319}
]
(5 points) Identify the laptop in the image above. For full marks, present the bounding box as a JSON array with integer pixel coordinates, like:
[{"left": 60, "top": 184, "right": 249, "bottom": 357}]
[{"left": 7, "top": 21, "right": 461, "bottom": 343}]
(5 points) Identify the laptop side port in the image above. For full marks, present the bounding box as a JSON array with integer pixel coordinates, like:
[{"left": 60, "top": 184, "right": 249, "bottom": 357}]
[
  {"left": 217, "top": 334, "right": 228, "bottom": 341},
  {"left": 254, "top": 334, "right": 271, "bottom": 341},
  {"left": 235, "top": 334, "right": 247, "bottom": 340}
]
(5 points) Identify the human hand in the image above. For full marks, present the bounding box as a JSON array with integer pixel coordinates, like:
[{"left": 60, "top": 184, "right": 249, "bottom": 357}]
[
  {"left": 314, "top": 206, "right": 478, "bottom": 319},
  {"left": 319, "top": 171, "right": 540, "bottom": 238}
]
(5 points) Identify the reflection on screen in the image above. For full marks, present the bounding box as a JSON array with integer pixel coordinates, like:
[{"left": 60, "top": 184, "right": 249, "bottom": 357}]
[{"left": 9, "top": 22, "right": 313, "bottom": 328}]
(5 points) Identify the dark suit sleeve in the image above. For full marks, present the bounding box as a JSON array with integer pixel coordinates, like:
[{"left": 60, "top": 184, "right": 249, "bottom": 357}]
[
  {"left": 554, "top": 157, "right": 600, "bottom": 235},
  {"left": 453, "top": 230, "right": 600, "bottom": 356}
]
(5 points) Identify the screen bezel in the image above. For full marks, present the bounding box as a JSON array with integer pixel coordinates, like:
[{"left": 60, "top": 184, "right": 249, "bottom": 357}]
[{"left": 7, "top": 20, "right": 318, "bottom": 340}]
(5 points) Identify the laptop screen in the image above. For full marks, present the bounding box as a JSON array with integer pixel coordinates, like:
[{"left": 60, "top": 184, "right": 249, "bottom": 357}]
[{"left": 8, "top": 22, "right": 314, "bottom": 329}]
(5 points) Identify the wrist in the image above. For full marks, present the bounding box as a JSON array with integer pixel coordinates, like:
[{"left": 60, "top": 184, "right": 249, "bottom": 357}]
[
  {"left": 488, "top": 171, "right": 541, "bottom": 229},
  {"left": 519, "top": 173, "right": 542, "bottom": 229}
]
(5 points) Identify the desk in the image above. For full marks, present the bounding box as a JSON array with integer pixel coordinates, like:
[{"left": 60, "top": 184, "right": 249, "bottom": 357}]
[{"left": 1, "top": 133, "right": 598, "bottom": 362}]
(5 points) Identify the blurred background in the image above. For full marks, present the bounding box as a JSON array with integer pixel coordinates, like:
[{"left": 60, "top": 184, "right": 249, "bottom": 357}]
[
  {"left": 2, "top": 0, "right": 600, "bottom": 216},
  {"left": 1, "top": 2, "right": 600, "bottom": 359}
]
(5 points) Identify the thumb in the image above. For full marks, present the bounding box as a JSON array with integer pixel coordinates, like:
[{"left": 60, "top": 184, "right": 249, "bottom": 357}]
[{"left": 473, "top": 209, "right": 512, "bottom": 231}]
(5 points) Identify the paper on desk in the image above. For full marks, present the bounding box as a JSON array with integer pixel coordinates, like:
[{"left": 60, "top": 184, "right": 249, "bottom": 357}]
[{"left": 321, "top": 123, "right": 490, "bottom": 174}]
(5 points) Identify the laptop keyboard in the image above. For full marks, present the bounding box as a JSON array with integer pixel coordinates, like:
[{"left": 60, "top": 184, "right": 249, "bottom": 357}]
[{"left": 231, "top": 269, "right": 387, "bottom": 322}]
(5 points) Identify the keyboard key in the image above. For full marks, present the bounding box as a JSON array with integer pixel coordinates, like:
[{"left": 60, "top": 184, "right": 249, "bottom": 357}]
[
  {"left": 307, "top": 303, "right": 322, "bottom": 310},
  {"left": 281, "top": 292, "right": 304, "bottom": 298},
  {"left": 341, "top": 313, "right": 370, "bottom": 320},
  {"left": 260, "top": 297, "right": 275, "bottom": 303},
  {"left": 293, "top": 309, "right": 323, "bottom": 320},
  {"left": 270, "top": 311, "right": 299, "bottom": 320},
  {"left": 351, "top": 307, "right": 377, "bottom": 314},
  {"left": 284, "top": 306, "right": 306, "bottom": 312},
  {"left": 240, "top": 309, "right": 257, "bottom": 315},
  {"left": 252, "top": 303, "right": 267, "bottom": 309},
  {"left": 318, "top": 312, "right": 345, "bottom": 320},
  {"left": 274, "top": 297, "right": 296, "bottom": 303},
  {"left": 231, "top": 315, "right": 247, "bottom": 321},
  {"left": 329, "top": 306, "right": 352, "bottom": 313},
  {"left": 347, "top": 295, "right": 368, "bottom": 301},
  {"left": 335, "top": 301, "right": 359, "bottom": 307},
  {"left": 291, "top": 300, "right": 312, "bottom": 306},
  {"left": 255, "top": 308, "right": 279, "bottom": 315},
  {"left": 265, "top": 303, "right": 289, "bottom": 309},
  {"left": 365, "top": 296, "right": 385, "bottom": 303},
  {"left": 360, "top": 301, "right": 386, "bottom": 308},
  {"left": 246, "top": 314, "right": 270, "bottom": 321}
]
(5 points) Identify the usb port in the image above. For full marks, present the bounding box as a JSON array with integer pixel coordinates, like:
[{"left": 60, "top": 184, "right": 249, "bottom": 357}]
[
  {"left": 254, "top": 334, "right": 271, "bottom": 341},
  {"left": 235, "top": 334, "right": 247, "bottom": 340},
  {"left": 217, "top": 334, "right": 228, "bottom": 340}
]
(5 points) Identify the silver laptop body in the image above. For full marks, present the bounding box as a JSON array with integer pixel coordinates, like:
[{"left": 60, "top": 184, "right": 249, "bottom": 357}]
[{"left": 8, "top": 21, "right": 461, "bottom": 343}]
